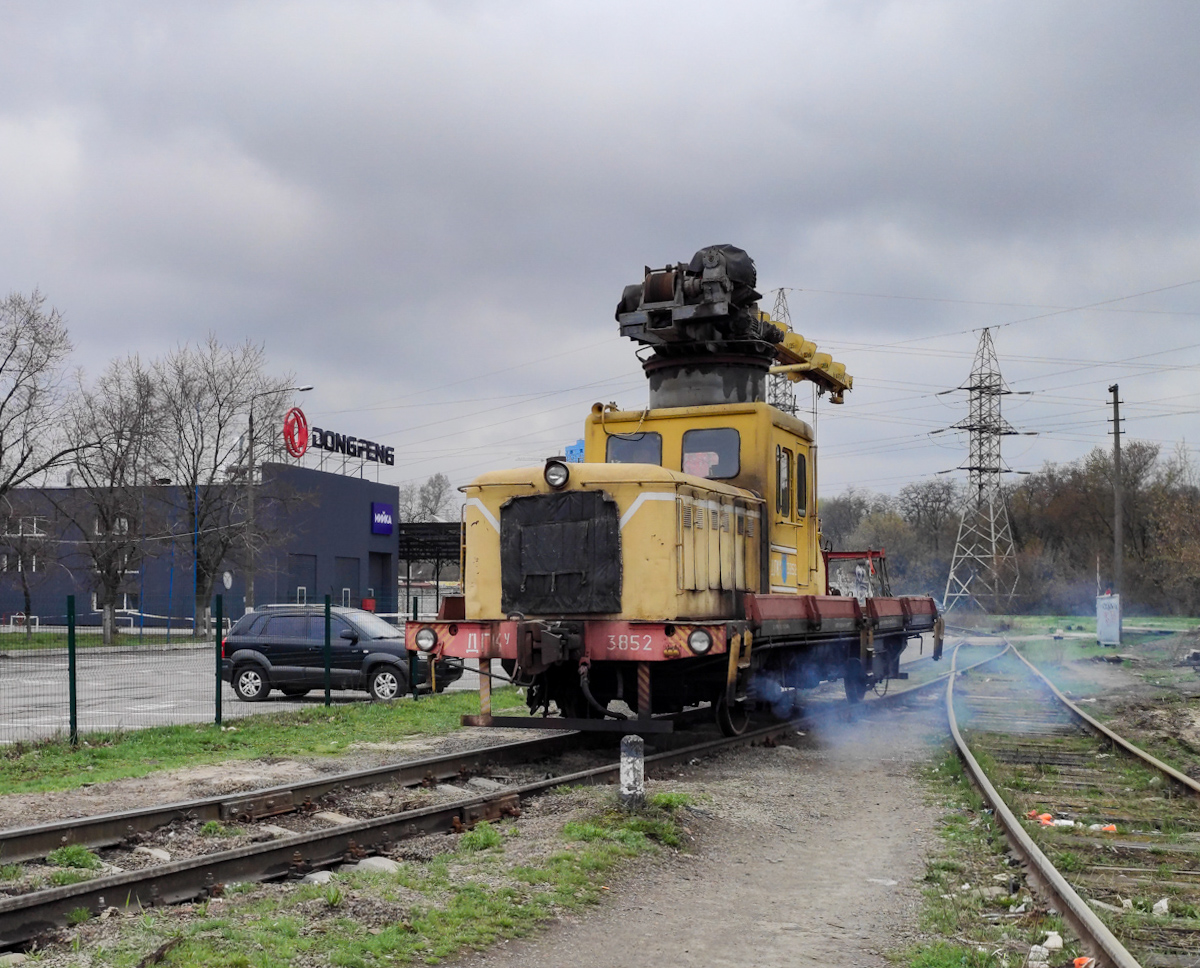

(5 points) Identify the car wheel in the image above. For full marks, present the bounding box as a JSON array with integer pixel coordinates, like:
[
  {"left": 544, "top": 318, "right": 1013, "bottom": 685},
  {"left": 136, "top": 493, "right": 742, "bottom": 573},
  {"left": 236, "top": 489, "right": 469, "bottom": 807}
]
[
  {"left": 368, "top": 666, "right": 405, "bottom": 701},
  {"left": 281, "top": 687, "right": 311, "bottom": 698},
  {"left": 234, "top": 665, "right": 270, "bottom": 702}
]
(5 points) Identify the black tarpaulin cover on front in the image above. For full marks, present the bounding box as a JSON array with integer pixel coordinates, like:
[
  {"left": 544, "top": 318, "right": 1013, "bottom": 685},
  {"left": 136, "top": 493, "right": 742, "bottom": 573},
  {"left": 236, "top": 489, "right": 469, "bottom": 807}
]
[{"left": 500, "top": 490, "right": 622, "bottom": 615}]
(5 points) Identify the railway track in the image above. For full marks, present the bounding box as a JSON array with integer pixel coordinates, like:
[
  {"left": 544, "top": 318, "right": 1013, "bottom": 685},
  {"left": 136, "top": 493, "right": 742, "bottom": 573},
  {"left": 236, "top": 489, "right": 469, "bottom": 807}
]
[
  {"left": 0, "top": 642, "right": 1004, "bottom": 950},
  {"left": 946, "top": 631, "right": 1200, "bottom": 968}
]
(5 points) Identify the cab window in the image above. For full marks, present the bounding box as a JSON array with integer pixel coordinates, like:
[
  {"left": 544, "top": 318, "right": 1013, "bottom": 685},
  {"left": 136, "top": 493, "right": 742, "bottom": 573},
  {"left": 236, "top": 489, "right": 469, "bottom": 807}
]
[
  {"left": 796, "top": 453, "right": 808, "bottom": 516},
  {"left": 682, "top": 428, "right": 740, "bottom": 479},
  {"left": 606, "top": 433, "right": 662, "bottom": 465},
  {"left": 776, "top": 446, "right": 792, "bottom": 516}
]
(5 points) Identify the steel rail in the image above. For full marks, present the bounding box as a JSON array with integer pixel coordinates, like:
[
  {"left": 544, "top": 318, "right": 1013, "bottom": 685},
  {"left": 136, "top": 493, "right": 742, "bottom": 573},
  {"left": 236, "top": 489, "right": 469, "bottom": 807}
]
[
  {"left": 946, "top": 624, "right": 1200, "bottom": 798},
  {"left": 0, "top": 641, "right": 1009, "bottom": 948},
  {"left": 0, "top": 645, "right": 995, "bottom": 867},
  {"left": 1007, "top": 641, "right": 1200, "bottom": 798},
  {"left": 945, "top": 642, "right": 1142, "bottom": 968},
  {"left": 0, "top": 732, "right": 581, "bottom": 865},
  {"left": 0, "top": 719, "right": 804, "bottom": 946}
]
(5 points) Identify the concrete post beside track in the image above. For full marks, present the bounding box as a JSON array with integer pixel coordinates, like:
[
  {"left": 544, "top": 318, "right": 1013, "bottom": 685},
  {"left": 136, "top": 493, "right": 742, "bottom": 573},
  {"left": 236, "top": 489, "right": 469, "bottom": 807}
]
[{"left": 619, "top": 734, "right": 645, "bottom": 808}]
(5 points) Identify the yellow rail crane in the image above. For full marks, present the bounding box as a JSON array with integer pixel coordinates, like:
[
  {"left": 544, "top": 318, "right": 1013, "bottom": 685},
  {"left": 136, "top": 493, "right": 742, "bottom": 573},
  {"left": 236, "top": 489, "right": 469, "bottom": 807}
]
[{"left": 408, "top": 245, "right": 938, "bottom": 735}]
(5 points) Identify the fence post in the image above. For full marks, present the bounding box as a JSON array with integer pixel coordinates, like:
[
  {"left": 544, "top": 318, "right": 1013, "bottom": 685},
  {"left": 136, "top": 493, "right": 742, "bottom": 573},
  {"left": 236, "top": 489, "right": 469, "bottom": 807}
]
[
  {"left": 214, "top": 594, "right": 223, "bottom": 727},
  {"left": 409, "top": 596, "right": 419, "bottom": 701},
  {"left": 324, "top": 594, "right": 332, "bottom": 708},
  {"left": 67, "top": 595, "right": 78, "bottom": 747}
]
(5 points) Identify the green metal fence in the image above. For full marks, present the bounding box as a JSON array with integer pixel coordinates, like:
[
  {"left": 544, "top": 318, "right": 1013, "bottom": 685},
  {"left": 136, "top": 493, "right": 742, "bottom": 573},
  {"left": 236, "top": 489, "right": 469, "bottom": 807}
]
[{"left": 0, "top": 594, "right": 417, "bottom": 745}]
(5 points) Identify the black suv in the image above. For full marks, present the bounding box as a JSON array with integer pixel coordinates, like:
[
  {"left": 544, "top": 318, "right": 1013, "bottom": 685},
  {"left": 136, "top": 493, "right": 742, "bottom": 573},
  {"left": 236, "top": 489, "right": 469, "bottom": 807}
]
[{"left": 221, "top": 606, "right": 464, "bottom": 702}]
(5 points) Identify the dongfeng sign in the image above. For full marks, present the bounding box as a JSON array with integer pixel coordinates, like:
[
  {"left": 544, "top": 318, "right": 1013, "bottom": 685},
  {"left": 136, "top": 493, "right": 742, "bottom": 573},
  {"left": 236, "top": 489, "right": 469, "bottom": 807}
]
[
  {"left": 281, "top": 408, "right": 396, "bottom": 465},
  {"left": 283, "top": 408, "right": 309, "bottom": 458}
]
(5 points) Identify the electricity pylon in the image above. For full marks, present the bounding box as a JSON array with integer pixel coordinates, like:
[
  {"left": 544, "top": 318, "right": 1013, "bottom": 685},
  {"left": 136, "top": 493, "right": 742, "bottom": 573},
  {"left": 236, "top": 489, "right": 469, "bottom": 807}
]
[
  {"left": 942, "top": 328, "right": 1023, "bottom": 613},
  {"left": 767, "top": 289, "right": 797, "bottom": 414}
]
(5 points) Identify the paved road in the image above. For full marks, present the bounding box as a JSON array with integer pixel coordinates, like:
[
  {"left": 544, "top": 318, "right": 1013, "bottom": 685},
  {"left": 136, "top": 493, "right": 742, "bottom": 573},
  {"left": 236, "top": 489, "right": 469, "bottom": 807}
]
[{"left": 0, "top": 645, "right": 479, "bottom": 744}]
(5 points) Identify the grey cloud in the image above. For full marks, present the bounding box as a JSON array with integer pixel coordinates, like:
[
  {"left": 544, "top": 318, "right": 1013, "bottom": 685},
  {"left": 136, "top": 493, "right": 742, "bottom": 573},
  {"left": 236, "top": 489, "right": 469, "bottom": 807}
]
[{"left": 0, "top": 0, "right": 1197, "bottom": 495}]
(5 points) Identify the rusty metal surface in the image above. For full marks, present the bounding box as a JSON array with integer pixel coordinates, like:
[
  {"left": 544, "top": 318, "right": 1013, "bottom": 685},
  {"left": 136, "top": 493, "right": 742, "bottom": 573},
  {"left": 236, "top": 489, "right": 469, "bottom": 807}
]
[{"left": 477, "top": 714, "right": 675, "bottom": 734}]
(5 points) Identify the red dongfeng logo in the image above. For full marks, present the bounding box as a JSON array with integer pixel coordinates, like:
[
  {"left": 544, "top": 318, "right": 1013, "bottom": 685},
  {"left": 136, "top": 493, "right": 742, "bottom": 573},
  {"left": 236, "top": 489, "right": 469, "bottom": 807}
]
[{"left": 283, "top": 407, "right": 309, "bottom": 458}]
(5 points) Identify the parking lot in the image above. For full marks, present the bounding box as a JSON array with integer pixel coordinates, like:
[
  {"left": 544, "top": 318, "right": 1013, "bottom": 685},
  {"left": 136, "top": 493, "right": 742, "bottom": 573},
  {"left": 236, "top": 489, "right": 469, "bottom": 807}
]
[{"left": 0, "top": 644, "right": 478, "bottom": 744}]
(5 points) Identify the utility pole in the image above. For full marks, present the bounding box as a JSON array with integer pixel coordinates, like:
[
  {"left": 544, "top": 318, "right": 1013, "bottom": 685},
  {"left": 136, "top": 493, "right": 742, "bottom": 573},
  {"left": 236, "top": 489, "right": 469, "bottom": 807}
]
[
  {"left": 1109, "top": 383, "right": 1123, "bottom": 598},
  {"left": 246, "top": 405, "right": 257, "bottom": 610}
]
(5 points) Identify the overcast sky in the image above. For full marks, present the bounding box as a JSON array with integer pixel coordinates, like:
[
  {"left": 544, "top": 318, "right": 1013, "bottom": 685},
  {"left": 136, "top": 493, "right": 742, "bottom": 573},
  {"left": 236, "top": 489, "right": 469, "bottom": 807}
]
[{"left": 3, "top": 0, "right": 1198, "bottom": 498}]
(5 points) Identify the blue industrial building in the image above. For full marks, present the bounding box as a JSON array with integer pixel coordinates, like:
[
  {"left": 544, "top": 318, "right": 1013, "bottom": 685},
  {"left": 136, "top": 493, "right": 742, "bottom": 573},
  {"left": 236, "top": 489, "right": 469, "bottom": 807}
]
[{"left": 0, "top": 463, "right": 399, "bottom": 628}]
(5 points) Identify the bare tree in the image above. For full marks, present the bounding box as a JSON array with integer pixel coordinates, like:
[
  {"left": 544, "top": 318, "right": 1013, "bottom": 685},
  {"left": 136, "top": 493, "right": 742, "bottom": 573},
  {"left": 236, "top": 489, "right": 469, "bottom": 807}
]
[
  {"left": 898, "top": 478, "right": 960, "bottom": 554},
  {"left": 0, "top": 291, "right": 78, "bottom": 499},
  {"left": 418, "top": 473, "right": 455, "bottom": 521},
  {"left": 398, "top": 474, "right": 457, "bottom": 523},
  {"left": 150, "top": 336, "right": 296, "bottom": 635},
  {"left": 53, "top": 356, "right": 159, "bottom": 644},
  {"left": 396, "top": 482, "right": 420, "bottom": 522},
  {"left": 819, "top": 487, "right": 891, "bottom": 550}
]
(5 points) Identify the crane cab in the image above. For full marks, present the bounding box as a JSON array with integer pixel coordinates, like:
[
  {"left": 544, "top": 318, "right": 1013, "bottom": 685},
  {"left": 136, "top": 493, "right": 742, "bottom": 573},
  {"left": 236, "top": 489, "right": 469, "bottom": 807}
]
[{"left": 583, "top": 400, "right": 823, "bottom": 597}]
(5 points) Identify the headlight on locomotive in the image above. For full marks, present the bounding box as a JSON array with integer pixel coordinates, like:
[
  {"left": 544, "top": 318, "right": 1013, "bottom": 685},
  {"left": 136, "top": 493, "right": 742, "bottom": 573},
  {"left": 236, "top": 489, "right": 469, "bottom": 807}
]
[
  {"left": 687, "top": 629, "right": 713, "bottom": 654},
  {"left": 415, "top": 627, "right": 438, "bottom": 652},
  {"left": 543, "top": 459, "right": 570, "bottom": 489}
]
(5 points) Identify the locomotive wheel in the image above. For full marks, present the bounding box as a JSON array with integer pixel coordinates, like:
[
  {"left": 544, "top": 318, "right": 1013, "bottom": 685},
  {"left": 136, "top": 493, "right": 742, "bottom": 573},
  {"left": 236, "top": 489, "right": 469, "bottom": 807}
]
[
  {"left": 716, "top": 694, "right": 750, "bottom": 737},
  {"left": 843, "top": 657, "right": 867, "bottom": 704}
]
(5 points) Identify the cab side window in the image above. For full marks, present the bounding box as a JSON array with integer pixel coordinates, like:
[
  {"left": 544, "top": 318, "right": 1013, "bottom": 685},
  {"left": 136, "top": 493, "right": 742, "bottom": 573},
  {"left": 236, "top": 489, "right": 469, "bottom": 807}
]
[
  {"left": 796, "top": 452, "right": 808, "bottom": 517},
  {"left": 776, "top": 446, "right": 793, "bottom": 516},
  {"left": 681, "top": 428, "right": 740, "bottom": 479},
  {"left": 606, "top": 433, "right": 662, "bottom": 465}
]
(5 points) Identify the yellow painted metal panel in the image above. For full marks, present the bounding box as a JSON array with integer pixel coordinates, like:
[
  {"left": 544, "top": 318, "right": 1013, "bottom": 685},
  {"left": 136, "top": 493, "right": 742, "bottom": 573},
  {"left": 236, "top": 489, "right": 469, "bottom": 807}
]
[
  {"left": 719, "top": 498, "right": 733, "bottom": 590},
  {"left": 462, "top": 461, "right": 763, "bottom": 623},
  {"left": 680, "top": 493, "right": 696, "bottom": 591},
  {"left": 693, "top": 492, "right": 709, "bottom": 590},
  {"left": 729, "top": 503, "right": 739, "bottom": 587}
]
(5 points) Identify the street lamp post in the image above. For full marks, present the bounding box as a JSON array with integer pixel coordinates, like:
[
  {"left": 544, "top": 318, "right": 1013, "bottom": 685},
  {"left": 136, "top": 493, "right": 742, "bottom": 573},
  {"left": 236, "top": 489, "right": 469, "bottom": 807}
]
[{"left": 246, "top": 384, "right": 312, "bottom": 612}]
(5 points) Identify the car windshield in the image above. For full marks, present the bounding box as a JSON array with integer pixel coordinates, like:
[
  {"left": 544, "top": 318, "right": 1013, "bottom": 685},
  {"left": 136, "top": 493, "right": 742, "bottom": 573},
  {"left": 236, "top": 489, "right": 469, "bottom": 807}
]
[{"left": 351, "top": 612, "right": 404, "bottom": 639}]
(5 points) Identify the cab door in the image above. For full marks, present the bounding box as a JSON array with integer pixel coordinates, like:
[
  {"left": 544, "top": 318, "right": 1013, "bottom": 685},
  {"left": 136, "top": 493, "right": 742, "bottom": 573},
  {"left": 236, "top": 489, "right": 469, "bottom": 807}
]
[
  {"left": 794, "top": 446, "right": 816, "bottom": 592},
  {"left": 768, "top": 440, "right": 801, "bottom": 593}
]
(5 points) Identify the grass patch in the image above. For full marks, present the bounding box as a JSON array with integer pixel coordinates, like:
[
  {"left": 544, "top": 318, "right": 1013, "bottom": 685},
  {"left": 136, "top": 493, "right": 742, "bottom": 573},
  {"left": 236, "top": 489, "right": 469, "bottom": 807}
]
[
  {"left": 51, "top": 868, "right": 95, "bottom": 886},
  {"left": 647, "top": 791, "right": 695, "bottom": 810},
  {"left": 0, "top": 687, "right": 523, "bottom": 795},
  {"left": 47, "top": 843, "right": 102, "bottom": 869},
  {"left": 45, "top": 790, "right": 690, "bottom": 967},
  {"left": 200, "top": 820, "right": 243, "bottom": 838},
  {"left": 459, "top": 821, "right": 503, "bottom": 852},
  {"left": 908, "top": 940, "right": 997, "bottom": 968},
  {"left": 0, "top": 863, "right": 22, "bottom": 881}
]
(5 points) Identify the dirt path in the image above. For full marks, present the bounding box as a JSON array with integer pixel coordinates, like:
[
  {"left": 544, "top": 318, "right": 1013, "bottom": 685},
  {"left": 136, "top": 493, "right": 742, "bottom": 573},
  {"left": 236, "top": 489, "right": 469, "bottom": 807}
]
[{"left": 455, "top": 701, "right": 946, "bottom": 968}]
